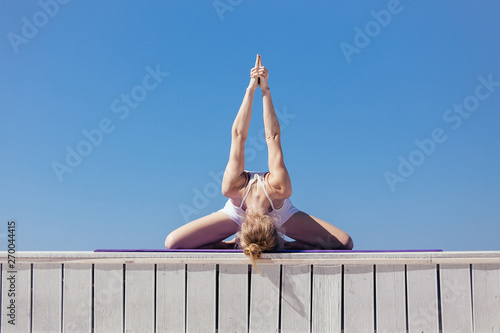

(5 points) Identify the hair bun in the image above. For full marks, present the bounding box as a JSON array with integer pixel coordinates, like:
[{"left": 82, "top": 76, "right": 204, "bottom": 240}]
[{"left": 244, "top": 243, "right": 262, "bottom": 259}]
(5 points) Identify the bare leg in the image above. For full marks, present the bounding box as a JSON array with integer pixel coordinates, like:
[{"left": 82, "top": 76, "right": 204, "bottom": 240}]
[
  {"left": 281, "top": 212, "right": 353, "bottom": 250},
  {"left": 283, "top": 239, "right": 319, "bottom": 250},
  {"left": 165, "top": 212, "right": 239, "bottom": 249},
  {"left": 198, "top": 238, "right": 237, "bottom": 249}
]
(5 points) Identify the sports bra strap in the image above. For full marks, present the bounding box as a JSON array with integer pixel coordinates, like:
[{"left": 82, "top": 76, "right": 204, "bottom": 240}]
[
  {"left": 239, "top": 173, "right": 275, "bottom": 210},
  {"left": 239, "top": 176, "right": 256, "bottom": 208},
  {"left": 257, "top": 175, "right": 275, "bottom": 210}
]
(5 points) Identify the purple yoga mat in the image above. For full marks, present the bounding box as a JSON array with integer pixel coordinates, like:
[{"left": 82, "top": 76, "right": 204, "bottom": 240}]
[{"left": 94, "top": 249, "right": 443, "bottom": 253}]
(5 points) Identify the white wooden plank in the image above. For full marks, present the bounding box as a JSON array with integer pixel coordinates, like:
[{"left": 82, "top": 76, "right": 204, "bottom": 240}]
[
  {"left": 94, "top": 264, "right": 123, "bottom": 333},
  {"left": 156, "top": 263, "right": 185, "bottom": 332},
  {"left": 281, "top": 264, "right": 311, "bottom": 332},
  {"left": 218, "top": 264, "right": 248, "bottom": 333},
  {"left": 125, "top": 263, "right": 155, "bottom": 333},
  {"left": 407, "top": 264, "right": 439, "bottom": 333},
  {"left": 472, "top": 264, "right": 500, "bottom": 332},
  {"left": 10, "top": 250, "right": 500, "bottom": 265},
  {"left": 63, "top": 263, "right": 92, "bottom": 332},
  {"left": 440, "top": 264, "right": 472, "bottom": 333},
  {"left": 311, "top": 265, "right": 341, "bottom": 333},
  {"left": 186, "top": 263, "right": 216, "bottom": 333},
  {"left": 375, "top": 265, "right": 406, "bottom": 333},
  {"left": 2, "top": 262, "right": 31, "bottom": 332},
  {"left": 3, "top": 251, "right": 500, "bottom": 332},
  {"left": 32, "top": 263, "right": 62, "bottom": 333},
  {"left": 249, "top": 264, "right": 280, "bottom": 333},
  {"left": 344, "top": 265, "right": 374, "bottom": 333}
]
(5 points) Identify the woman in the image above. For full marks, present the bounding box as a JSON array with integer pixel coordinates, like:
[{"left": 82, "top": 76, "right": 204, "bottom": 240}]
[{"left": 165, "top": 55, "right": 353, "bottom": 271}]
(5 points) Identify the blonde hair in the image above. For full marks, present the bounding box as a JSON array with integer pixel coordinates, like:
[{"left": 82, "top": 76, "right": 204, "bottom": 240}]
[{"left": 236, "top": 209, "right": 284, "bottom": 274}]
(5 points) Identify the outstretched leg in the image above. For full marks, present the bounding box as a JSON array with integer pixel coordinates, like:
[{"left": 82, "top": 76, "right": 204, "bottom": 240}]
[
  {"left": 281, "top": 212, "right": 353, "bottom": 250},
  {"left": 165, "top": 212, "right": 239, "bottom": 249}
]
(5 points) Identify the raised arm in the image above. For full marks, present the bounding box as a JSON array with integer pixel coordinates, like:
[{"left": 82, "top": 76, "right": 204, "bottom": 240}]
[
  {"left": 221, "top": 55, "right": 262, "bottom": 197},
  {"left": 259, "top": 57, "right": 292, "bottom": 197}
]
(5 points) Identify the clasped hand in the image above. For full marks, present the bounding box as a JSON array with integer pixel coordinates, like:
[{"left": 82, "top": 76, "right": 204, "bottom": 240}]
[{"left": 249, "top": 54, "right": 269, "bottom": 90}]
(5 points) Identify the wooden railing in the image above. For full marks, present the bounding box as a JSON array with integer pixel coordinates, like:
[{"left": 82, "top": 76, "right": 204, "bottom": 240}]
[{"left": 1, "top": 251, "right": 499, "bottom": 332}]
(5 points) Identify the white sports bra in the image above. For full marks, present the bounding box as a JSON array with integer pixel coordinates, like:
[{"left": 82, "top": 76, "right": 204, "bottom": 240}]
[{"left": 239, "top": 171, "right": 275, "bottom": 210}]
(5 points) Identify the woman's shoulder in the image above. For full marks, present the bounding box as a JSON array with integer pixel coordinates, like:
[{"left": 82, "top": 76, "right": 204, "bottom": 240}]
[
  {"left": 264, "top": 173, "right": 292, "bottom": 200},
  {"left": 222, "top": 170, "right": 251, "bottom": 198}
]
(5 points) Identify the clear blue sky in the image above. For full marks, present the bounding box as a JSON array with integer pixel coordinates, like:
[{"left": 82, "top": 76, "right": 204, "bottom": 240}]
[{"left": 1, "top": 1, "right": 499, "bottom": 251}]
